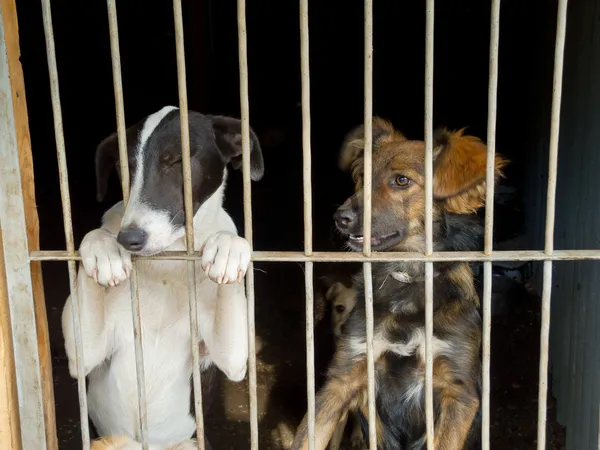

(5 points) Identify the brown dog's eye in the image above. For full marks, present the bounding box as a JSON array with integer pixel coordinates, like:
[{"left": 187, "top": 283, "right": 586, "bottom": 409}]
[
  {"left": 394, "top": 175, "right": 411, "bottom": 188},
  {"left": 335, "top": 305, "right": 346, "bottom": 313}
]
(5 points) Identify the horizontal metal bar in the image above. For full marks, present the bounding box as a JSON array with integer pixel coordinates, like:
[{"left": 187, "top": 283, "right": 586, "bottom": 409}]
[{"left": 30, "top": 249, "right": 600, "bottom": 263}]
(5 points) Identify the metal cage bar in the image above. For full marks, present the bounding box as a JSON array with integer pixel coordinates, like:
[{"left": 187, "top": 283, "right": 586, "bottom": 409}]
[
  {"left": 105, "top": 1, "right": 149, "bottom": 446},
  {"left": 424, "top": 0, "right": 435, "bottom": 448},
  {"left": 236, "top": 0, "right": 260, "bottom": 447},
  {"left": 2, "top": 0, "right": 586, "bottom": 449},
  {"left": 0, "top": 8, "right": 46, "bottom": 447},
  {"left": 482, "top": 0, "right": 501, "bottom": 448},
  {"left": 299, "top": 0, "right": 316, "bottom": 448},
  {"left": 363, "top": 0, "right": 377, "bottom": 448},
  {"left": 106, "top": 0, "right": 130, "bottom": 204},
  {"left": 30, "top": 248, "right": 600, "bottom": 263},
  {"left": 537, "top": 1, "right": 569, "bottom": 449},
  {"left": 39, "top": 0, "right": 91, "bottom": 448},
  {"left": 172, "top": 2, "right": 206, "bottom": 448}
]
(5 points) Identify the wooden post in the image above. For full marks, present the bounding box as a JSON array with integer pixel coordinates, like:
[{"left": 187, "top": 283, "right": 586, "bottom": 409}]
[
  {"left": 0, "top": 0, "right": 58, "bottom": 448},
  {"left": 0, "top": 229, "right": 22, "bottom": 450}
]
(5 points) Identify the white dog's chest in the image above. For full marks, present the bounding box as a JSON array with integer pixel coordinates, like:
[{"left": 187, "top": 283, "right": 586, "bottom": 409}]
[{"left": 106, "top": 261, "right": 216, "bottom": 340}]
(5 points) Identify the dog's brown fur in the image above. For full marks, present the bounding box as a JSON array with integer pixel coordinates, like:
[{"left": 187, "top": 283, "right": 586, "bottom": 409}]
[{"left": 292, "top": 118, "right": 507, "bottom": 450}]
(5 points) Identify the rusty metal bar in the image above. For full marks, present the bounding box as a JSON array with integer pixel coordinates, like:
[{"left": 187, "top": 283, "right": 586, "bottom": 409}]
[
  {"left": 537, "top": 0, "right": 568, "bottom": 448},
  {"left": 30, "top": 249, "right": 600, "bottom": 263},
  {"left": 300, "top": 0, "right": 313, "bottom": 257},
  {"left": 172, "top": 1, "right": 206, "bottom": 448},
  {"left": 127, "top": 263, "right": 149, "bottom": 448},
  {"left": 39, "top": 0, "right": 90, "bottom": 448},
  {"left": 304, "top": 262, "right": 315, "bottom": 450},
  {"left": 106, "top": 0, "right": 130, "bottom": 204},
  {"left": 424, "top": 0, "right": 435, "bottom": 448},
  {"left": 0, "top": 11, "right": 46, "bottom": 447},
  {"left": 362, "top": 0, "right": 377, "bottom": 448},
  {"left": 105, "top": 2, "right": 149, "bottom": 446},
  {"left": 482, "top": 0, "right": 501, "bottom": 447},
  {"left": 299, "top": 0, "right": 316, "bottom": 447},
  {"left": 236, "top": 0, "right": 259, "bottom": 447}
]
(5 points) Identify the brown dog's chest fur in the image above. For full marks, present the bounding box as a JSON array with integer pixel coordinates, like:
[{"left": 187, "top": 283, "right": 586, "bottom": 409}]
[{"left": 331, "top": 261, "right": 482, "bottom": 449}]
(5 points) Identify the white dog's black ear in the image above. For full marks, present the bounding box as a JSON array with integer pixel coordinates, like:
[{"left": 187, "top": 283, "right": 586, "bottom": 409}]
[
  {"left": 95, "top": 132, "right": 119, "bottom": 203},
  {"left": 210, "top": 116, "right": 265, "bottom": 181}
]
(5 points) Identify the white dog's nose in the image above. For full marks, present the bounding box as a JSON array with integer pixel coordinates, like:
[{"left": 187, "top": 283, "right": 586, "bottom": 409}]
[{"left": 117, "top": 227, "right": 147, "bottom": 252}]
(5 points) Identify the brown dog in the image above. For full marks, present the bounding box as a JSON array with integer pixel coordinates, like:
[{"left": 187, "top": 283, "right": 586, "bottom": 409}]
[
  {"left": 291, "top": 118, "right": 507, "bottom": 450},
  {"left": 322, "top": 281, "right": 364, "bottom": 450}
]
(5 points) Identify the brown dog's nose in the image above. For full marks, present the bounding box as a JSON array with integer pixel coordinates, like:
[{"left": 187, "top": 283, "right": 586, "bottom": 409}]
[{"left": 334, "top": 206, "right": 357, "bottom": 230}]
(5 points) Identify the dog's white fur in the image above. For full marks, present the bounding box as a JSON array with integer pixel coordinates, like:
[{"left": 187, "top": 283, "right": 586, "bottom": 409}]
[
  {"left": 62, "top": 107, "right": 251, "bottom": 446},
  {"left": 91, "top": 435, "right": 198, "bottom": 450}
]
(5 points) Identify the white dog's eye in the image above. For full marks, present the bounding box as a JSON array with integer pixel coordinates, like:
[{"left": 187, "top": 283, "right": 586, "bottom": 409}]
[
  {"left": 162, "top": 154, "right": 182, "bottom": 169},
  {"left": 335, "top": 304, "right": 346, "bottom": 313}
]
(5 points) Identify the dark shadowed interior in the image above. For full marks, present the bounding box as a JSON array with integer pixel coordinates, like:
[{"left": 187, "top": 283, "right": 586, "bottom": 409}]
[{"left": 14, "top": 0, "right": 566, "bottom": 448}]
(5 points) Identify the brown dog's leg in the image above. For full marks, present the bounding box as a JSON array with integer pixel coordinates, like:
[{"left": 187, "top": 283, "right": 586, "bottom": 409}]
[
  {"left": 291, "top": 360, "right": 368, "bottom": 450},
  {"left": 328, "top": 411, "right": 348, "bottom": 450},
  {"left": 432, "top": 390, "right": 479, "bottom": 450}
]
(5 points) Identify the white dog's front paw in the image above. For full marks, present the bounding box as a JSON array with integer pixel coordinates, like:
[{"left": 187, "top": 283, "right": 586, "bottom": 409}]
[
  {"left": 80, "top": 228, "right": 132, "bottom": 287},
  {"left": 200, "top": 231, "right": 251, "bottom": 284}
]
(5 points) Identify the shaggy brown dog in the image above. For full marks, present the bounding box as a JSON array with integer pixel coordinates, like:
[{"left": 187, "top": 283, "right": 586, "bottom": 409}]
[{"left": 291, "top": 118, "right": 507, "bottom": 450}]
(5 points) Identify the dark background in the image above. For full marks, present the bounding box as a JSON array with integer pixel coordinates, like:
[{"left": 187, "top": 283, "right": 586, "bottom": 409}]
[{"left": 13, "top": 0, "right": 562, "bottom": 447}]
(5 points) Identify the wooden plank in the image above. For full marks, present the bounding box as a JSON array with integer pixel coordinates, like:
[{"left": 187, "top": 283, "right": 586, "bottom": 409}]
[
  {"left": 0, "top": 0, "right": 58, "bottom": 448},
  {"left": 0, "top": 229, "right": 22, "bottom": 450}
]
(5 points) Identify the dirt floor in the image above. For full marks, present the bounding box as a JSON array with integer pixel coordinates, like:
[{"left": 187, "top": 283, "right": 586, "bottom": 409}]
[{"left": 48, "top": 258, "right": 566, "bottom": 450}]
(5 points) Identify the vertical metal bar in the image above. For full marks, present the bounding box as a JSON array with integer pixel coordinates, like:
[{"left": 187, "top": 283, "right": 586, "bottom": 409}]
[
  {"left": 424, "top": 0, "right": 435, "bottom": 448},
  {"left": 482, "top": 1, "right": 501, "bottom": 448},
  {"left": 0, "top": 11, "right": 46, "bottom": 448},
  {"left": 304, "top": 262, "right": 315, "bottom": 450},
  {"left": 538, "top": 1, "right": 568, "bottom": 448},
  {"left": 172, "top": 2, "right": 205, "bottom": 449},
  {"left": 39, "top": 1, "right": 91, "bottom": 448},
  {"left": 237, "top": 1, "right": 259, "bottom": 448},
  {"left": 363, "top": 0, "right": 377, "bottom": 448},
  {"left": 299, "top": 1, "right": 315, "bottom": 448},
  {"left": 105, "top": 3, "right": 149, "bottom": 447},
  {"left": 300, "top": 0, "right": 312, "bottom": 258},
  {"left": 106, "top": 0, "right": 130, "bottom": 204},
  {"left": 127, "top": 264, "right": 149, "bottom": 448}
]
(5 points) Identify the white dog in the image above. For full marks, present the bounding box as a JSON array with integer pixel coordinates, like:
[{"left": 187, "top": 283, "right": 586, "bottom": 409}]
[{"left": 62, "top": 106, "right": 264, "bottom": 448}]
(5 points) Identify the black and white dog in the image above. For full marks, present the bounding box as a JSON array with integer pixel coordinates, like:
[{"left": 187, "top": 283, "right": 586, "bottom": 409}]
[{"left": 62, "top": 106, "right": 264, "bottom": 448}]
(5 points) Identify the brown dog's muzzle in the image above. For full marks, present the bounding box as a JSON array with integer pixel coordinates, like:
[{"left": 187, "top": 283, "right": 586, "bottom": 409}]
[{"left": 333, "top": 201, "right": 358, "bottom": 232}]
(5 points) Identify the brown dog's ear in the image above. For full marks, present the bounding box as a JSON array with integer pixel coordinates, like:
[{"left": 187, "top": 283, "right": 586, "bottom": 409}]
[
  {"left": 339, "top": 117, "right": 405, "bottom": 188},
  {"left": 210, "top": 115, "right": 265, "bottom": 181},
  {"left": 95, "top": 132, "right": 119, "bottom": 203},
  {"left": 432, "top": 128, "right": 509, "bottom": 214}
]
